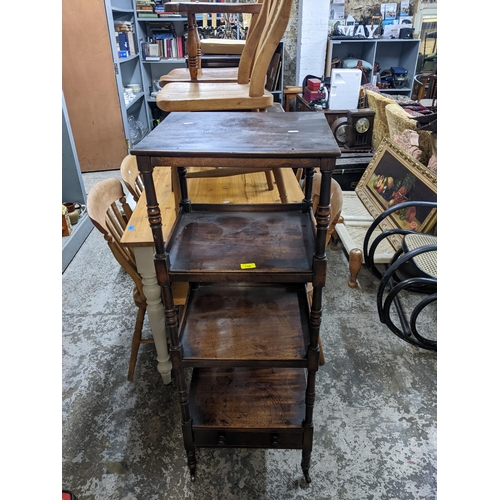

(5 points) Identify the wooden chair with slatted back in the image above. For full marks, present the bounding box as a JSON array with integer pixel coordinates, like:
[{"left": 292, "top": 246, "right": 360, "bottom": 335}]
[
  {"left": 159, "top": 1, "right": 265, "bottom": 86},
  {"left": 87, "top": 178, "right": 188, "bottom": 381},
  {"left": 155, "top": 0, "right": 293, "bottom": 112},
  {"left": 413, "top": 72, "right": 437, "bottom": 109},
  {"left": 120, "top": 154, "right": 144, "bottom": 202}
]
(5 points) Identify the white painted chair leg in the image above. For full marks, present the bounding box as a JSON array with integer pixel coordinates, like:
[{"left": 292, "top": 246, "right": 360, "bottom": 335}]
[{"left": 134, "top": 247, "right": 172, "bottom": 384}]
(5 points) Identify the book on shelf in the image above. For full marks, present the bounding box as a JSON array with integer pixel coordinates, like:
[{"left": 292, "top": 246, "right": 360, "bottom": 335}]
[
  {"left": 114, "top": 21, "right": 133, "bottom": 31},
  {"left": 127, "top": 32, "right": 136, "bottom": 55},
  {"left": 139, "top": 37, "right": 146, "bottom": 59},
  {"left": 148, "top": 43, "right": 160, "bottom": 57},
  {"left": 137, "top": 12, "right": 158, "bottom": 17},
  {"left": 145, "top": 56, "right": 161, "bottom": 61},
  {"left": 117, "top": 32, "right": 130, "bottom": 55}
]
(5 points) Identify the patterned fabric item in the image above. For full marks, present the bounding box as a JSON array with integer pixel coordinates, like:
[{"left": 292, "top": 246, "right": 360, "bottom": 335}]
[
  {"left": 392, "top": 129, "right": 423, "bottom": 161},
  {"left": 385, "top": 103, "right": 436, "bottom": 167},
  {"left": 427, "top": 155, "right": 437, "bottom": 174},
  {"left": 365, "top": 89, "right": 394, "bottom": 151}
]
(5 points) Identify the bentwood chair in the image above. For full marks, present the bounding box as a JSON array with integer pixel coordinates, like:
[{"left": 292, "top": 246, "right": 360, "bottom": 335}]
[
  {"left": 413, "top": 72, "right": 437, "bottom": 108},
  {"left": 159, "top": 1, "right": 265, "bottom": 86},
  {"left": 155, "top": 0, "right": 293, "bottom": 112},
  {"left": 363, "top": 200, "right": 437, "bottom": 350},
  {"left": 87, "top": 178, "right": 189, "bottom": 380}
]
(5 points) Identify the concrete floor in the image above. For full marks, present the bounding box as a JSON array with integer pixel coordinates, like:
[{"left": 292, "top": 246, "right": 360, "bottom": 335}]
[{"left": 62, "top": 171, "right": 437, "bottom": 500}]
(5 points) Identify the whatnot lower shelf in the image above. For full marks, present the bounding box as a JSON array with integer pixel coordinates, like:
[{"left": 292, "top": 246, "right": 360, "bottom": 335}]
[
  {"left": 189, "top": 366, "right": 307, "bottom": 449},
  {"left": 165, "top": 204, "right": 317, "bottom": 282},
  {"left": 179, "top": 283, "right": 310, "bottom": 368}
]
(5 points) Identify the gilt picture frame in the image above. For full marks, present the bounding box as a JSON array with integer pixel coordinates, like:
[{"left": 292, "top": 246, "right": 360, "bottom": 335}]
[{"left": 355, "top": 138, "right": 437, "bottom": 236}]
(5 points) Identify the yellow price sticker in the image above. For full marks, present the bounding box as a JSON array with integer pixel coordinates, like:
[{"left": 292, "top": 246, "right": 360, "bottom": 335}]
[{"left": 240, "top": 263, "right": 256, "bottom": 269}]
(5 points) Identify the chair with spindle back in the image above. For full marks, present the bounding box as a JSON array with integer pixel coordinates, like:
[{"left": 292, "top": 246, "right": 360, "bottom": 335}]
[
  {"left": 120, "top": 154, "right": 144, "bottom": 203},
  {"left": 155, "top": 0, "right": 293, "bottom": 112},
  {"left": 157, "top": 0, "right": 294, "bottom": 205},
  {"left": 159, "top": 0, "right": 265, "bottom": 86},
  {"left": 87, "top": 178, "right": 188, "bottom": 380}
]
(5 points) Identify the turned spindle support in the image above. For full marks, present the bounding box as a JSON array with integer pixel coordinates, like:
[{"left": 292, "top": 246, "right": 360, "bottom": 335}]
[{"left": 348, "top": 248, "right": 363, "bottom": 288}]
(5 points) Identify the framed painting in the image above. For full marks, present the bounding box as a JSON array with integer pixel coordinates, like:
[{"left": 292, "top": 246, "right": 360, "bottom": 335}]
[{"left": 355, "top": 138, "right": 437, "bottom": 235}]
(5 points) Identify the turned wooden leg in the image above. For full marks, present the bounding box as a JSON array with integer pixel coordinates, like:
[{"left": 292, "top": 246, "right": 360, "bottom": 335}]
[
  {"left": 128, "top": 303, "right": 147, "bottom": 381},
  {"left": 330, "top": 226, "right": 339, "bottom": 249},
  {"left": 318, "top": 336, "right": 325, "bottom": 366},
  {"left": 272, "top": 168, "right": 289, "bottom": 203},
  {"left": 264, "top": 170, "right": 274, "bottom": 190},
  {"left": 348, "top": 248, "right": 363, "bottom": 289},
  {"left": 331, "top": 215, "right": 343, "bottom": 250},
  {"left": 134, "top": 247, "right": 172, "bottom": 384},
  {"left": 187, "top": 13, "right": 199, "bottom": 81}
]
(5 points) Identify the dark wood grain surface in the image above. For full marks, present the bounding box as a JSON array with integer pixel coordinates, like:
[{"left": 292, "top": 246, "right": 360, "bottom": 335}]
[
  {"left": 165, "top": 205, "right": 316, "bottom": 281},
  {"left": 131, "top": 112, "right": 340, "bottom": 159},
  {"left": 189, "top": 367, "right": 306, "bottom": 429},
  {"left": 180, "top": 283, "right": 310, "bottom": 366}
]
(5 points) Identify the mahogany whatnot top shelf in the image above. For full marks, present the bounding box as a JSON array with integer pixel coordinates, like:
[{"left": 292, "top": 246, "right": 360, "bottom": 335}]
[{"left": 131, "top": 111, "right": 341, "bottom": 165}]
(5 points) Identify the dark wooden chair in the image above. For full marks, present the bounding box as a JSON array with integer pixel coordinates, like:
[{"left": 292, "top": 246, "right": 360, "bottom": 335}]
[
  {"left": 87, "top": 178, "right": 188, "bottom": 380},
  {"left": 413, "top": 72, "right": 437, "bottom": 109},
  {"left": 155, "top": 0, "right": 293, "bottom": 112},
  {"left": 363, "top": 200, "right": 437, "bottom": 350},
  {"left": 159, "top": 1, "right": 265, "bottom": 86}
]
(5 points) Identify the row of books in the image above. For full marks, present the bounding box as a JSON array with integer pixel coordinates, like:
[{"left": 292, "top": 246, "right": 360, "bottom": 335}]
[
  {"left": 141, "top": 35, "right": 184, "bottom": 60},
  {"left": 136, "top": 0, "right": 181, "bottom": 18},
  {"left": 137, "top": 12, "right": 182, "bottom": 18},
  {"left": 115, "top": 21, "right": 137, "bottom": 57}
]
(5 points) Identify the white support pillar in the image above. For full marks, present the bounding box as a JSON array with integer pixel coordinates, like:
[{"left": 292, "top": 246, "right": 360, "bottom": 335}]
[{"left": 295, "top": 0, "right": 331, "bottom": 86}]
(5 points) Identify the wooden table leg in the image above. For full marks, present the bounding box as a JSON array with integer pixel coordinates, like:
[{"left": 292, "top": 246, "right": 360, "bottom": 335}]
[
  {"left": 134, "top": 247, "right": 172, "bottom": 385},
  {"left": 272, "top": 168, "right": 289, "bottom": 203},
  {"left": 348, "top": 248, "right": 363, "bottom": 289},
  {"left": 187, "top": 12, "right": 200, "bottom": 81}
]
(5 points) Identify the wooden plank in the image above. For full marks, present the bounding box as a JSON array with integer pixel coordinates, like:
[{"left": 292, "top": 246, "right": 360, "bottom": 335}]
[
  {"left": 336, "top": 157, "right": 372, "bottom": 166},
  {"left": 62, "top": 0, "right": 127, "bottom": 172}
]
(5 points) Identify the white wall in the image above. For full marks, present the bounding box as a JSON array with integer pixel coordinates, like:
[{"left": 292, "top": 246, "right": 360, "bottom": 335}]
[{"left": 295, "top": 0, "right": 330, "bottom": 86}]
